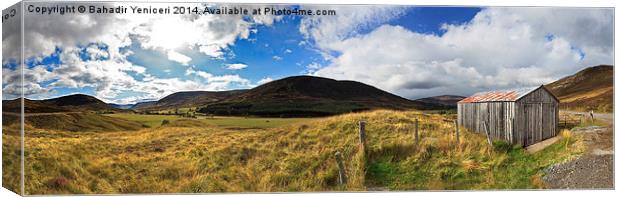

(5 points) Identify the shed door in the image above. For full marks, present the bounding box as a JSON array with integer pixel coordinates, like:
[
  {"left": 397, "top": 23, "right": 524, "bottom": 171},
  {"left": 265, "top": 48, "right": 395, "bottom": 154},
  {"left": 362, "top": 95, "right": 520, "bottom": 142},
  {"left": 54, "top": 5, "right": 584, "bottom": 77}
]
[
  {"left": 541, "top": 103, "right": 556, "bottom": 140},
  {"left": 523, "top": 103, "right": 555, "bottom": 146},
  {"left": 523, "top": 103, "right": 543, "bottom": 146}
]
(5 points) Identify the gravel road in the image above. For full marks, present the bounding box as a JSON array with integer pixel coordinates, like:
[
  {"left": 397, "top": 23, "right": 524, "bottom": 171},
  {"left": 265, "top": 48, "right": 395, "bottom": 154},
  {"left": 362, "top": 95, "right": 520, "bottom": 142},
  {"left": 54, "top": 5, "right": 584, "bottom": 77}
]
[{"left": 542, "top": 111, "right": 614, "bottom": 189}]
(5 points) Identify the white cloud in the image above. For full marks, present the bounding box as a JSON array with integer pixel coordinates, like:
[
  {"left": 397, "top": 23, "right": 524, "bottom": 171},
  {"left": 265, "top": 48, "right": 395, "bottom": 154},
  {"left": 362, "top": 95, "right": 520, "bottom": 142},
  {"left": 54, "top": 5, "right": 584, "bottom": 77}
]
[
  {"left": 126, "top": 3, "right": 286, "bottom": 59},
  {"left": 85, "top": 44, "right": 110, "bottom": 60},
  {"left": 2, "top": 67, "right": 54, "bottom": 99},
  {"left": 299, "top": 5, "right": 407, "bottom": 55},
  {"left": 257, "top": 77, "right": 274, "bottom": 85},
  {"left": 50, "top": 48, "right": 149, "bottom": 99},
  {"left": 309, "top": 7, "right": 613, "bottom": 99},
  {"left": 2, "top": 82, "right": 51, "bottom": 99},
  {"left": 305, "top": 62, "right": 322, "bottom": 73},
  {"left": 272, "top": 56, "right": 282, "bottom": 61},
  {"left": 184, "top": 67, "right": 251, "bottom": 91},
  {"left": 206, "top": 75, "right": 249, "bottom": 84},
  {"left": 8, "top": 2, "right": 136, "bottom": 63},
  {"left": 167, "top": 51, "right": 192, "bottom": 65},
  {"left": 225, "top": 63, "right": 248, "bottom": 70},
  {"left": 185, "top": 67, "right": 213, "bottom": 79},
  {"left": 284, "top": 49, "right": 293, "bottom": 54},
  {"left": 132, "top": 13, "right": 251, "bottom": 59},
  {"left": 198, "top": 45, "right": 226, "bottom": 59},
  {"left": 251, "top": 11, "right": 284, "bottom": 26}
]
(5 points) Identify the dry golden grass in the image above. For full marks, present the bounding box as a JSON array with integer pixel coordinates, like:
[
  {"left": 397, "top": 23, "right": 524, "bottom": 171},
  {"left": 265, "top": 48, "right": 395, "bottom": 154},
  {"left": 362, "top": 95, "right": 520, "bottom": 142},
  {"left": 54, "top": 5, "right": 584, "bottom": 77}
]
[
  {"left": 2, "top": 123, "right": 22, "bottom": 194},
  {"left": 2, "top": 110, "right": 585, "bottom": 194},
  {"left": 557, "top": 86, "right": 613, "bottom": 113},
  {"left": 558, "top": 86, "right": 612, "bottom": 103}
]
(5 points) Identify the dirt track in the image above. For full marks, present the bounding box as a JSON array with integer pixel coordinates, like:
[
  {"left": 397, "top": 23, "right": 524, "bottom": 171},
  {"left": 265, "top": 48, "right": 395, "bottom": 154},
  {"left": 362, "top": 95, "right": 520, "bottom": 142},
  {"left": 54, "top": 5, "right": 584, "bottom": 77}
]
[{"left": 542, "top": 111, "right": 614, "bottom": 189}]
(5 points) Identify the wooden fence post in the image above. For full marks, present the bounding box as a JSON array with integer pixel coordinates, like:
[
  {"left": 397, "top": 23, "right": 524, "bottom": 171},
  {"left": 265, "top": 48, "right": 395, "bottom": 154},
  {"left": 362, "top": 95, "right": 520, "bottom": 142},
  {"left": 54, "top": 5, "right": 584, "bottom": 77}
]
[
  {"left": 415, "top": 119, "right": 419, "bottom": 145},
  {"left": 358, "top": 121, "right": 367, "bottom": 154},
  {"left": 564, "top": 115, "right": 567, "bottom": 127},
  {"left": 483, "top": 121, "right": 492, "bottom": 146},
  {"left": 454, "top": 120, "right": 460, "bottom": 146},
  {"left": 335, "top": 151, "right": 347, "bottom": 185}
]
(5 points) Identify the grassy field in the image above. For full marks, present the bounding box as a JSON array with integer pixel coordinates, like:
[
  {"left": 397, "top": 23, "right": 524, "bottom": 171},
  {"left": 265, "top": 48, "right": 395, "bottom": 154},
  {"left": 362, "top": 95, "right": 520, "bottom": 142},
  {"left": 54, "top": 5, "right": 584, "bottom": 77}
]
[
  {"left": 105, "top": 113, "right": 313, "bottom": 129},
  {"left": 103, "top": 114, "right": 184, "bottom": 127},
  {"left": 2, "top": 123, "right": 21, "bottom": 194},
  {"left": 2, "top": 110, "right": 585, "bottom": 194}
]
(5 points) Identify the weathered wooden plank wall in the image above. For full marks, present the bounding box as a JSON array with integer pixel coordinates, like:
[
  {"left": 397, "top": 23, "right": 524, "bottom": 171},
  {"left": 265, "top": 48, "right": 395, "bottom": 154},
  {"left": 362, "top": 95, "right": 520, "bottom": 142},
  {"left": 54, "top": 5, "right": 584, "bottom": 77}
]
[{"left": 458, "top": 102, "right": 515, "bottom": 143}]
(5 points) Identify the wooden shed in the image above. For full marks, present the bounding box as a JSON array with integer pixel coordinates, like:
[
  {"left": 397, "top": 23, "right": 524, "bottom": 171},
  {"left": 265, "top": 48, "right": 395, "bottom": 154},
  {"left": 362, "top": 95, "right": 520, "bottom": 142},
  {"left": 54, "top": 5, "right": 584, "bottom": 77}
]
[{"left": 457, "top": 85, "right": 559, "bottom": 147}]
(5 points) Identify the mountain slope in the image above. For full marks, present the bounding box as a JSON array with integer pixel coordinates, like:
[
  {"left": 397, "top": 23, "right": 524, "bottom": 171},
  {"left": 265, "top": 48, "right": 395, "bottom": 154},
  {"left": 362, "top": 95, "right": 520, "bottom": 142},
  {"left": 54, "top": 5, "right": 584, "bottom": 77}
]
[
  {"left": 414, "top": 95, "right": 466, "bottom": 108},
  {"left": 2, "top": 94, "right": 120, "bottom": 113},
  {"left": 134, "top": 90, "right": 246, "bottom": 111},
  {"left": 42, "top": 94, "right": 113, "bottom": 111},
  {"left": 545, "top": 65, "right": 613, "bottom": 112},
  {"left": 131, "top": 101, "right": 157, "bottom": 110},
  {"left": 198, "top": 76, "right": 428, "bottom": 117}
]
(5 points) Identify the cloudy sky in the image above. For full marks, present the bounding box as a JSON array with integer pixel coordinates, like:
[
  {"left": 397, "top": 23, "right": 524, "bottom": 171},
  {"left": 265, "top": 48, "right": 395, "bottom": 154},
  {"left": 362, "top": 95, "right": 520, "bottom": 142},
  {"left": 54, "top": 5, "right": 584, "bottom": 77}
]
[{"left": 2, "top": 2, "right": 614, "bottom": 104}]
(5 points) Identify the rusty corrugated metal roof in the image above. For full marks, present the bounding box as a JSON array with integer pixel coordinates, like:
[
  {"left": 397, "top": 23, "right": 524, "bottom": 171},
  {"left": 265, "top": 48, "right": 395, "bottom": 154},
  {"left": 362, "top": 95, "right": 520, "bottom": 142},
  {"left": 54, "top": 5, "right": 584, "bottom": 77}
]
[{"left": 458, "top": 86, "right": 540, "bottom": 103}]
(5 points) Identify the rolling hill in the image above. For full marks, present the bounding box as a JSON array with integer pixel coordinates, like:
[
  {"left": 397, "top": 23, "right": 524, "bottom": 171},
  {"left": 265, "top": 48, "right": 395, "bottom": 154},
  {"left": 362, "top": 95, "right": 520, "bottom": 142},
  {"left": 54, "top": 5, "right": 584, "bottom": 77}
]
[
  {"left": 1, "top": 94, "right": 143, "bottom": 131},
  {"left": 133, "top": 90, "right": 246, "bottom": 111},
  {"left": 2, "top": 94, "right": 126, "bottom": 113},
  {"left": 545, "top": 65, "right": 613, "bottom": 112},
  {"left": 3, "top": 94, "right": 120, "bottom": 113},
  {"left": 3, "top": 98, "right": 65, "bottom": 113},
  {"left": 43, "top": 94, "right": 113, "bottom": 111},
  {"left": 198, "top": 76, "right": 429, "bottom": 117},
  {"left": 130, "top": 101, "right": 157, "bottom": 109},
  {"left": 414, "top": 95, "right": 466, "bottom": 108},
  {"left": 1, "top": 112, "right": 145, "bottom": 132}
]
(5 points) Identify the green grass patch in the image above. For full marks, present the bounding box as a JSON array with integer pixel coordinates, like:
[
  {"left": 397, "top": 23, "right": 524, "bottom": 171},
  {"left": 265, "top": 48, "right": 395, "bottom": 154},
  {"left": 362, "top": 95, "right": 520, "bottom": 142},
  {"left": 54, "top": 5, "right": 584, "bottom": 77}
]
[{"left": 364, "top": 130, "right": 584, "bottom": 190}]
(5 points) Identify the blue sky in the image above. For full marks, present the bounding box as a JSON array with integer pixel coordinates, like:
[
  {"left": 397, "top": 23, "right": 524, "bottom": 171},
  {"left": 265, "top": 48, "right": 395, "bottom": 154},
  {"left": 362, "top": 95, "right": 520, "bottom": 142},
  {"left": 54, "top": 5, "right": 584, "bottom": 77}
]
[{"left": 2, "top": 4, "right": 613, "bottom": 104}]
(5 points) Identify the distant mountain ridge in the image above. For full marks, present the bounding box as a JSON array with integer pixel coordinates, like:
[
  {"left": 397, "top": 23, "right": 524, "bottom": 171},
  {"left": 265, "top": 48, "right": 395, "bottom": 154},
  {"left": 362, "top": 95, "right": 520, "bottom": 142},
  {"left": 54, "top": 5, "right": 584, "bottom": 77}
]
[
  {"left": 545, "top": 65, "right": 613, "bottom": 112},
  {"left": 4, "top": 76, "right": 453, "bottom": 116},
  {"left": 197, "top": 76, "right": 430, "bottom": 117},
  {"left": 3, "top": 94, "right": 121, "bottom": 113},
  {"left": 130, "top": 101, "right": 157, "bottom": 109},
  {"left": 133, "top": 90, "right": 246, "bottom": 111},
  {"left": 414, "top": 95, "right": 466, "bottom": 107},
  {"left": 109, "top": 103, "right": 135, "bottom": 110}
]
